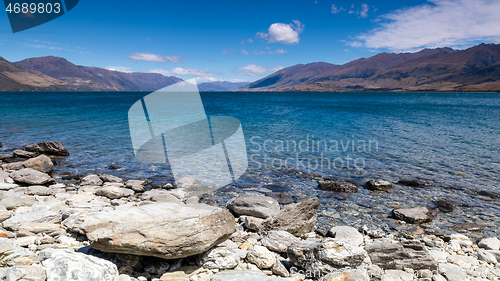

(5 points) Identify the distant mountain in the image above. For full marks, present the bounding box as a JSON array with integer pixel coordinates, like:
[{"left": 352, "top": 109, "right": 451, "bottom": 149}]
[
  {"left": 198, "top": 81, "right": 250, "bottom": 92},
  {"left": 0, "top": 57, "right": 69, "bottom": 91},
  {"left": 240, "top": 44, "right": 500, "bottom": 92},
  {"left": 15, "top": 56, "right": 181, "bottom": 91}
]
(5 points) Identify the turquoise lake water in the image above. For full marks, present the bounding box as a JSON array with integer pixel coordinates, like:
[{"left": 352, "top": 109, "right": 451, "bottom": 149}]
[{"left": 1, "top": 91, "right": 499, "bottom": 236}]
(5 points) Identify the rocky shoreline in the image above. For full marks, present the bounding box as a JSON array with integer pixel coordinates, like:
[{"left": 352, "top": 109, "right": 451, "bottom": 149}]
[{"left": 0, "top": 141, "right": 499, "bottom": 280}]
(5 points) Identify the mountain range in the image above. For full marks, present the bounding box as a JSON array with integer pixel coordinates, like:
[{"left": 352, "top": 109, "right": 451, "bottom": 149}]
[
  {"left": 1, "top": 43, "right": 500, "bottom": 92},
  {"left": 241, "top": 43, "right": 500, "bottom": 92}
]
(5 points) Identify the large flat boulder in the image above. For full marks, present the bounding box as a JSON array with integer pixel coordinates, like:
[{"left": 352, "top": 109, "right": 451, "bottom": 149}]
[
  {"left": 9, "top": 168, "right": 54, "bottom": 185},
  {"left": 63, "top": 202, "right": 236, "bottom": 259}
]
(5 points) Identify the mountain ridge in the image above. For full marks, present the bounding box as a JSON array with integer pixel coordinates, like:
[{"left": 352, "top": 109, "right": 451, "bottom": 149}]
[
  {"left": 15, "top": 56, "right": 182, "bottom": 91},
  {"left": 240, "top": 44, "right": 500, "bottom": 92}
]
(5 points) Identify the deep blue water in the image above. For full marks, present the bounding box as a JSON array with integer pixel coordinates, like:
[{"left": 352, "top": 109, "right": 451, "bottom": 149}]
[{"left": 1, "top": 91, "right": 499, "bottom": 235}]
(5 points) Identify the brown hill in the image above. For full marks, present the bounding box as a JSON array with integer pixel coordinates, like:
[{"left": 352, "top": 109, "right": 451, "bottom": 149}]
[
  {"left": 16, "top": 56, "right": 181, "bottom": 91},
  {"left": 240, "top": 44, "right": 500, "bottom": 92},
  {"left": 0, "top": 57, "right": 68, "bottom": 91}
]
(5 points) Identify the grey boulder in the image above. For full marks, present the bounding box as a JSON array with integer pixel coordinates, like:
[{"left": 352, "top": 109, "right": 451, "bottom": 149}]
[
  {"left": 259, "top": 198, "right": 319, "bottom": 237},
  {"left": 364, "top": 240, "right": 437, "bottom": 270},
  {"left": 24, "top": 141, "right": 69, "bottom": 156},
  {"left": 260, "top": 230, "right": 300, "bottom": 253},
  {"left": 80, "top": 174, "right": 103, "bottom": 186},
  {"left": 328, "top": 226, "right": 364, "bottom": 247},
  {"left": 22, "top": 155, "right": 54, "bottom": 173},
  {"left": 287, "top": 238, "right": 371, "bottom": 275},
  {"left": 96, "top": 186, "right": 134, "bottom": 199},
  {"left": 9, "top": 168, "right": 54, "bottom": 185},
  {"left": 227, "top": 193, "right": 280, "bottom": 219}
]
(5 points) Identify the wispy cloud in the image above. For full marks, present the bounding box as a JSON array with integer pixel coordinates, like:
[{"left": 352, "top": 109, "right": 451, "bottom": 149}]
[
  {"left": 148, "top": 67, "right": 216, "bottom": 77},
  {"left": 253, "top": 48, "right": 288, "bottom": 55},
  {"left": 196, "top": 77, "right": 249, "bottom": 83},
  {"left": 331, "top": 4, "right": 345, "bottom": 14},
  {"left": 351, "top": 0, "right": 500, "bottom": 51},
  {"left": 257, "top": 20, "right": 304, "bottom": 45},
  {"left": 359, "top": 4, "right": 370, "bottom": 18},
  {"left": 129, "top": 52, "right": 183, "bottom": 63},
  {"left": 233, "top": 64, "right": 283, "bottom": 77},
  {"left": 106, "top": 66, "right": 132, "bottom": 73},
  {"left": 223, "top": 48, "right": 288, "bottom": 55}
]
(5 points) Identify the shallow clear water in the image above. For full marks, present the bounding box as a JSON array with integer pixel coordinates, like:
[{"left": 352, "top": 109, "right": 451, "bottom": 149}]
[{"left": 1, "top": 91, "right": 499, "bottom": 236}]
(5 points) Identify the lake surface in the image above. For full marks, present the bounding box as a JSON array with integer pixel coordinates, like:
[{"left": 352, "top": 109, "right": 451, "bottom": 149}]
[{"left": 1, "top": 91, "right": 499, "bottom": 236}]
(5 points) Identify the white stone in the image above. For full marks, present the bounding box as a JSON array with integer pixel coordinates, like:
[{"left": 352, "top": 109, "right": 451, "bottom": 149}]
[
  {"left": 478, "top": 237, "right": 500, "bottom": 251},
  {"left": 201, "top": 247, "right": 239, "bottom": 270},
  {"left": 43, "top": 250, "right": 118, "bottom": 281},
  {"left": 247, "top": 245, "right": 276, "bottom": 269}
]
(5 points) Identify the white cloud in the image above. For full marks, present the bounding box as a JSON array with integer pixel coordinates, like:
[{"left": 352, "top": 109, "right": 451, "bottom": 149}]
[
  {"left": 148, "top": 67, "right": 215, "bottom": 77},
  {"left": 241, "top": 49, "right": 250, "bottom": 55},
  {"left": 257, "top": 20, "right": 304, "bottom": 45},
  {"left": 234, "top": 64, "right": 284, "bottom": 77},
  {"left": 352, "top": 0, "right": 500, "bottom": 51},
  {"left": 106, "top": 66, "right": 132, "bottom": 73},
  {"left": 222, "top": 49, "right": 235, "bottom": 54},
  {"left": 331, "top": 4, "right": 345, "bottom": 14},
  {"left": 196, "top": 77, "right": 249, "bottom": 83},
  {"left": 253, "top": 48, "right": 288, "bottom": 55},
  {"left": 359, "top": 4, "right": 370, "bottom": 18},
  {"left": 129, "top": 52, "right": 183, "bottom": 63}
]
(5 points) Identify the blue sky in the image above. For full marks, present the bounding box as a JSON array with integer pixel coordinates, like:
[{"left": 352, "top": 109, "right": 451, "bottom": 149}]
[{"left": 1, "top": 0, "right": 500, "bottom": 82}]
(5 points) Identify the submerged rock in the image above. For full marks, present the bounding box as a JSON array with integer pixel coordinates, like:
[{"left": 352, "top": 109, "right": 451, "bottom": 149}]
[
  {"left": 24, "top": 141, "right": 69, "bottom": 156},
  {"left": 392, "top": 206, "right": 438, "bottom": 224},
  {"left": 398, "top": 179, "right": 430, "bottom": 187},
  {"left": 259, "top": 198, "right": 319, "bottom": 237},
  {"left": 366, "top": 180, "right": 393, "bottom": 191},
  {"left": 63, "top": 202, "right": 236, "bottom": 259},
  {"left": 318, "top": 180, "right": 358, "bottom": 193}
]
